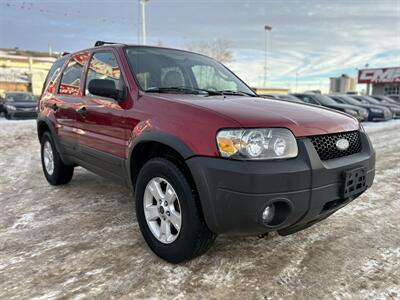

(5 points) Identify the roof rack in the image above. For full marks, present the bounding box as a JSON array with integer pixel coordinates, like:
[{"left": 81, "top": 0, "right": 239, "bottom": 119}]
[
  {"left": 94, "top": 41, "right": 119, "bottom": 47},
  {"left": 59, "top": 52, "right": 70, "bottom": 57}
]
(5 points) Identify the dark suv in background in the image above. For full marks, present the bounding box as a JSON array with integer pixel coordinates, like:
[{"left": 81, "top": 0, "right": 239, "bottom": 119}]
[{"left": 2, "top": 92, "right": 38, "bottom": 119}]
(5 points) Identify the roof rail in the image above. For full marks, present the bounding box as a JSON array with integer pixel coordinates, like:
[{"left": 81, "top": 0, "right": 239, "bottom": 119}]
[{"left": 94, "top": 41, "right": 119, "bottom": 47}]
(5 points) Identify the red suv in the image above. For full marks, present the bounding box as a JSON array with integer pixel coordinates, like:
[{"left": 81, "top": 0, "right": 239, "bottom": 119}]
[{"left": 38, "top": 42, "right": 375, "bottom": 263}]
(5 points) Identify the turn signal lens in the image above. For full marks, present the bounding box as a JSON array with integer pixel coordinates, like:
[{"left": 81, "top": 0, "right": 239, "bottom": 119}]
[{"left": 217, "top": 136, "right": 238, "bottom": 156}]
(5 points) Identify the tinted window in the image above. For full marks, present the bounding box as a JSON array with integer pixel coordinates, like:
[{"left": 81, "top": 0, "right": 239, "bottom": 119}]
[
  {"left": 44, "top": 57, "right": 66, "bottom": 91},
  {"left": 298, "top": 94, "right": 318, "bottom": 104},
  {"left": 85, "top": 52, "right": 122, "bottom": 96},
  {"left": 314, "top": 94, "right": 338, "bottom": 105},
  {"left": 330, "top": 96, "right": 345, "bottom": 103},
  {"left": 279, "top": 95, "right": 302, "bottom": 102},
  {"left": 340, "top": 96, "right": 363, "bottom": 105},
  {"left": 59, "top": 57, "right": 84, "bottom": 96}
]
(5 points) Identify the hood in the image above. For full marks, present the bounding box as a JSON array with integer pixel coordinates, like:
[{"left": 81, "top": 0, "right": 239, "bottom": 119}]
[{"left": 150, "top": 94, "right": 359, "bottom": 137}]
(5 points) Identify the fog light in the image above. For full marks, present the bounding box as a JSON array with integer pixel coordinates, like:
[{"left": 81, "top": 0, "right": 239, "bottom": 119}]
[{"left": 262, "top": 204, "right": 275, "bottom": 223}]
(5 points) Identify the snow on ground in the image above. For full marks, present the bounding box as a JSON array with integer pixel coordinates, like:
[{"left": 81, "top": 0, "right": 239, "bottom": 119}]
[
  {"left": 0, "top": 116, "right": 399, "bottom": 299},
  {"left": 363, "top": 119, "right": 400, "bottom": 134}
]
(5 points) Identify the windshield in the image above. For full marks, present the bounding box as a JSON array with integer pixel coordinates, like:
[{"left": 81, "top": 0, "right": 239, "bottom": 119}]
[
  {"left": 379, "top": 96, "right": 398, "bottom": 104},
  {"left": 279, "top": 94, "right": 302, "bottom": 102},
  {"left": 362, "top": 96, "right": 381, "bottom": 105},
  {"left": 5, "top": 93, "right": 36, "bottom": 102},
  {"left": 339, "top": 95, "right": 364, "bottom": 106},
  {"left": 314, "top": 94, "right": 338, "bottom": 105},
  {"left": 125, "top": 47, "right": 256, "bottom": 96}
]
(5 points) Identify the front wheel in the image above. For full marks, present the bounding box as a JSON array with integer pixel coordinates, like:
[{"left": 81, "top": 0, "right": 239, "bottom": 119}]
[
  {"left": 135, "top": 158, "right": 216, "bottom": 263},
  {"left": 40, "top": 131, "right": 74, "bottom": 185}
]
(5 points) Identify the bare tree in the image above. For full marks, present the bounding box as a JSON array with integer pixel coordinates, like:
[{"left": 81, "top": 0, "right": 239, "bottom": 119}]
[{"left": 184, "top": 39, "right": 234, "bottom": 64}]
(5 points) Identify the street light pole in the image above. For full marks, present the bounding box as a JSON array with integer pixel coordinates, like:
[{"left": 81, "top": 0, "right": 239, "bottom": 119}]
[
  {"left": 264, "top": 25, "right": 272, "bottom": 88},
  {"left": 364, "top": 63, "right": 370, "bottom": 95},
  {"left": 140, "top": 0, "right": 150, "bottom": 45}
]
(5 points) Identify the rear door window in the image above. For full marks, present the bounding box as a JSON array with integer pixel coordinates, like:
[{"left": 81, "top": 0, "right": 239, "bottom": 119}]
[
  {"left": 59, "top": 54, "right": 88, "bottom": 96},
  {"left": 43, "top": 57, "right": 66, "bottom": 91}
]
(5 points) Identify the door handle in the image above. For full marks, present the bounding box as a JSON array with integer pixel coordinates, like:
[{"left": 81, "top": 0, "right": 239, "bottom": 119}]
[
  {"left": 50, "top": 103, "right": 58, "bottom": 111},
  {"left": 77, "top": 106, "right": 88, "bottom": 116}
]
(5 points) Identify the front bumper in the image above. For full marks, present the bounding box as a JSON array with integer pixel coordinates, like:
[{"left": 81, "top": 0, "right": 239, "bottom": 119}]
[
  {"left": 187, "top": 131, "right": 375, "bottom": 235},
  {"left": 9, "top": 110, "right": 38, "bottom": 119}
]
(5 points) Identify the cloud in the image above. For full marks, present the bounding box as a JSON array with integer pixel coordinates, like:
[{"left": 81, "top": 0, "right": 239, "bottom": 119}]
[{"left": 1, "top": 0, "right": 399, "bottom": 93}]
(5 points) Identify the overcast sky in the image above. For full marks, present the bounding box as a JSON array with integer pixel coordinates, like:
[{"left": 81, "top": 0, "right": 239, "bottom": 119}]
[{"left": 1, "top": 0, "right": 399, "bottom": 91}]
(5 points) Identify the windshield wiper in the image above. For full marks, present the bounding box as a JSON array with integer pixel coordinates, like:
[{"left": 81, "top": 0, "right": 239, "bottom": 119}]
[
  {"left": 217, "top": 90, "right": 257, "bottom": 97},
  {"left": 145, "top": 86, "right": 222, "bottom": 96}
]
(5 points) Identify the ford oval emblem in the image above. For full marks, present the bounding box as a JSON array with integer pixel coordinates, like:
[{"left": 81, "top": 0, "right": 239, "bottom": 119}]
[{"left": 336, "top": 138, "right": 349, "bottom": 151}]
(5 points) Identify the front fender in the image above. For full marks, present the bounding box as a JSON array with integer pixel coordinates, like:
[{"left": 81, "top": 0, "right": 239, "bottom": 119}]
[{"left": 126, "top": 130, "right": 196, "bottom": 190}]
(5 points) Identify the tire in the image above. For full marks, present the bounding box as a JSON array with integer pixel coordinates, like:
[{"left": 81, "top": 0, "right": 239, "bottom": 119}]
[
  {"left": 40, "top": 131, "right": 74, "bottom": 185},
  {"left": 135, "top": 158, "right": 216, "bottom": 263},
  {"left": 5, "top": 112, "right": 11, "bottom": 120}
]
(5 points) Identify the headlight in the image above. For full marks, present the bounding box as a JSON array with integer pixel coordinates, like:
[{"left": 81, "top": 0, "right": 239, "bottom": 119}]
[
  {"left": 5, "top": 104, "right": 16, "bottom": 111},
  {"left": 216, "top": 128, "right": 298, "bottom": 160},
  {"left": 361, "top": 109, "right": 369, "bottom": 118},
  {"left": 344, "top": 108, "right": 358, "bottom": 116},
  {"left": 370, "top": 108, "right": 383, "bottom": 114}
]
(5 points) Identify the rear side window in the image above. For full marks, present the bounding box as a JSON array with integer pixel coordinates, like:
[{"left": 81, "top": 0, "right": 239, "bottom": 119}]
[
  {"left": 59, "top": 56, "right": 85, "bottom": 96},
  {"left": 43, "top": 57, "right": 66, "bottom": 91},
  {"left": 85, "top": 52, "right": 122, "bottom": 96}
]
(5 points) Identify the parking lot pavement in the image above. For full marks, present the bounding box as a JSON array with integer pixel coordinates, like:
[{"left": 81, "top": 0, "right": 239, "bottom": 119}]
[{"left": 0, "top": 118, "right": 399, "bottom": 300}]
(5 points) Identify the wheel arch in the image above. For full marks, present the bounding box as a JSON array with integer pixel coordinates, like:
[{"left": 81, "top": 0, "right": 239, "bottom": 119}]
[
  {"left": 127, "top": 131, "right": 195, "bottom": 190},
  {"left": 37, "top": 117, "right": 72, "bottom": 165}
]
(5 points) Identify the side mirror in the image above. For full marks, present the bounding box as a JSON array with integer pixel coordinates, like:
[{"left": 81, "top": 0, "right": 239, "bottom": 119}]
[{"left": 88, "top": 79, "right": 123, "bottom": 101}]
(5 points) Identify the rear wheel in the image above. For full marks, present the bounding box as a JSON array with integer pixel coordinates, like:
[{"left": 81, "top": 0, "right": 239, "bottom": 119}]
[
  {"left": 135, "top": 158, "right": 216, "bottom": 263},
  {"left": 40, "top": 131, "right": 74, "bottom": 185}
]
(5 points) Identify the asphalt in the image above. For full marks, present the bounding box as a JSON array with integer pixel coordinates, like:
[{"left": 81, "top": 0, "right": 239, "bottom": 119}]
[{"left": 0, "top": 119, "right": 399, "bottom": 299}]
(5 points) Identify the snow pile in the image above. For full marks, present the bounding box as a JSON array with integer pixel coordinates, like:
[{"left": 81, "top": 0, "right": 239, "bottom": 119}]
[{"left": 363, "top": 119, "right": 400, "bottom": 134}]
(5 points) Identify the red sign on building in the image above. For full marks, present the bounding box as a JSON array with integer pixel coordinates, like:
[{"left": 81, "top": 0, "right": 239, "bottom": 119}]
[{"left": 358, "top": 67, "right": 400, "bottom": 84}]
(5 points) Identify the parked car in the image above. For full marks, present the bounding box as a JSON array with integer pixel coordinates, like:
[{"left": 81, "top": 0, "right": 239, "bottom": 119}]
[
  {"left": 292, "top": 93, "right": 369, "bottom": 121},
  {"left": 38, "top": 42, "right": 375, "bottom": 263},
  {"left": 2, "top": 91, "right": 38, "bottom": 119},
  {"left": 329, "top": 94, "right": 392, "bottom": 122},
  {"left": 371, "top": 95, "right": 400, "bottom": 107},
  {"left": 350, "top": 95, "right": 400, "bottom": 119}
]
